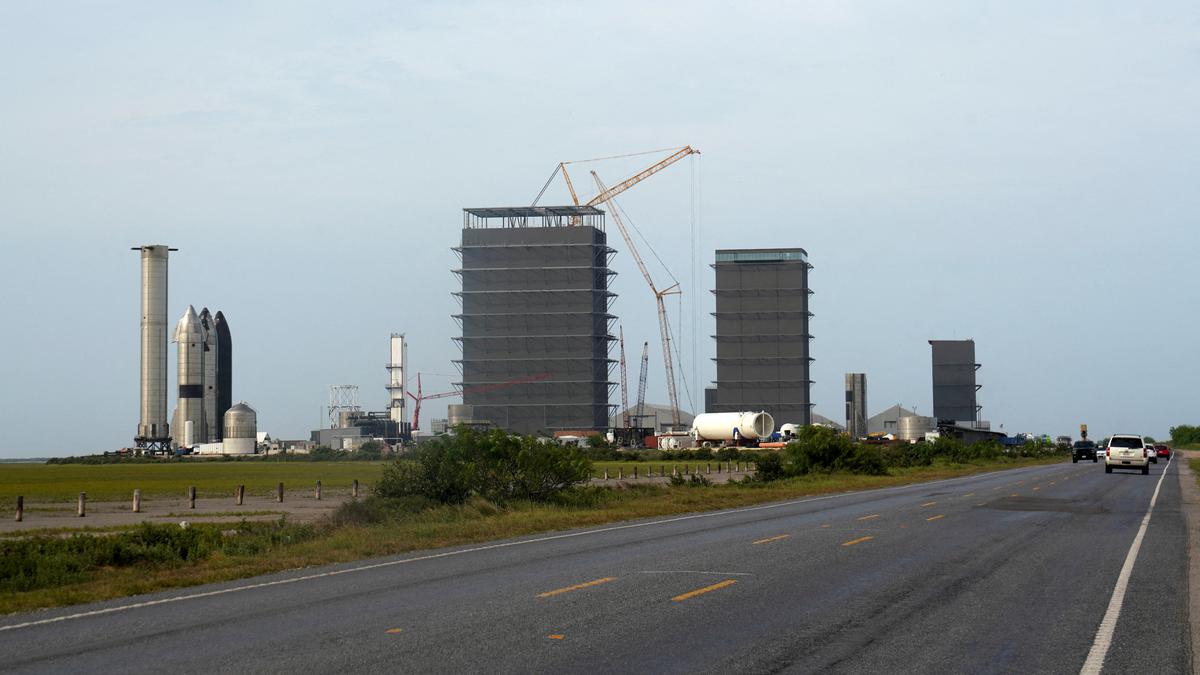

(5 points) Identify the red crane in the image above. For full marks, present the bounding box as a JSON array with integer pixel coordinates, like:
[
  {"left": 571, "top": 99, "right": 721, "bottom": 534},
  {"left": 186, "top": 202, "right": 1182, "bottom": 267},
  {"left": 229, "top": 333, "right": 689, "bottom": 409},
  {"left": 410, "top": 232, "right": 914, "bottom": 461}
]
[
  {"left": 406, "top": 372, "right": 552, "bottom": 431},
  {"left": 619, "top": 326, "right": 630, "bottom": 429}
]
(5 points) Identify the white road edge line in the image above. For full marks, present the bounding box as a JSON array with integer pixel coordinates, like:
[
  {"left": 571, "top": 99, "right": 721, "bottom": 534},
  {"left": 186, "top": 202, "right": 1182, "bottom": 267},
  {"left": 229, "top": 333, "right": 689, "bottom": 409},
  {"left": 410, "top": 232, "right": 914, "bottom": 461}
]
[
  {"left": 1080, "top": 455, "right": 1172, "bottom": 675},
  {"left": 0, "top": 463, "right": 1066, "bottom": 633}
]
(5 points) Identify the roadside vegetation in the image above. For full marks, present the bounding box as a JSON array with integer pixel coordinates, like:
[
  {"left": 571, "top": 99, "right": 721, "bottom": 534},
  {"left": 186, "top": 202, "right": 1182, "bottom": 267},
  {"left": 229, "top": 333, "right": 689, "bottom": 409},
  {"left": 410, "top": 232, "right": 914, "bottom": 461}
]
[
  {"left": 1171, "top": 425, "right": 1200, "bottom": 450},
  {"left": 1, "top": 431, "right": 1063, "bottom": 615}
]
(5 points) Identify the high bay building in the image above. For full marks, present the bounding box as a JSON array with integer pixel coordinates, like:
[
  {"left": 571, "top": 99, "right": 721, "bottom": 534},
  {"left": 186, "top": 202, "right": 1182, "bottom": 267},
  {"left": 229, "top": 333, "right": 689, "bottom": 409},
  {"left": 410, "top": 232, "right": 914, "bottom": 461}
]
[
  {"left": 450, "top": 207, "right": 616, "bottom": 435},
  {"left": 706, "top": 248, "right": 813, "bottom": 425},
  {"left": 929, "top": 339, "right": 981, "bottom": 424}
]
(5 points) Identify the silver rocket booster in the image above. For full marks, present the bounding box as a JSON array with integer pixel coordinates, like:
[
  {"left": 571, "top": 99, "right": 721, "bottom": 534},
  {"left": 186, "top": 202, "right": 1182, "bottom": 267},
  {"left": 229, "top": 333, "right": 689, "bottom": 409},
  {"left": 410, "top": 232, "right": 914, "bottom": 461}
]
[
  {"left": 200, "top": 308, "right": 218, "bottom": 443},
  {"left": 172, "top": 305, "right": 205, "bottom": 447},
  {"left": 134, "top": 245, "right": 172, "bottom": 443}
]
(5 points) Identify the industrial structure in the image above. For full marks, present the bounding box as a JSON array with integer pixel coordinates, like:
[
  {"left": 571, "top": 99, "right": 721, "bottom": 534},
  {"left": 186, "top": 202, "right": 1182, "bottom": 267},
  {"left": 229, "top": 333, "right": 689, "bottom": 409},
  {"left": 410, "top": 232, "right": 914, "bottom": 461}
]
[
  {"left": 450, "top": 206, "right": 616, "bottom": 435},
  {"left": 312, "top": 337, "right": 411, "bottom": 449},
  {"left": 929, "top": 339, "right": 981, "bottom": 424},
  {"left": 386, "top": 334, "right": 407, "bottom": 431},
  {"left": 845, "top": 373, "right": 867, "bottom": 440},
  {"left": 707, "top": 248, "right": 813, "bottom": 426},
  {"left": 132, "top": 244, "right": 176, "bottom": 451},
  {"left": 169, "top": 305, "right": 233, "bottom": 446}
]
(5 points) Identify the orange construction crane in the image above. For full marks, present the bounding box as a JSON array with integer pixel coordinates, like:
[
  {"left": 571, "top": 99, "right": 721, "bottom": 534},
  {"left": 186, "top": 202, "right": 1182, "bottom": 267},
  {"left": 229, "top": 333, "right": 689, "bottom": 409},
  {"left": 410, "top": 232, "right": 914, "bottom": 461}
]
[
  {"left": 532, "top": 146, "right": 700, "bottom": 217},
  {"left": 591, "top": 171, "right": 682, "bottom": 429}
]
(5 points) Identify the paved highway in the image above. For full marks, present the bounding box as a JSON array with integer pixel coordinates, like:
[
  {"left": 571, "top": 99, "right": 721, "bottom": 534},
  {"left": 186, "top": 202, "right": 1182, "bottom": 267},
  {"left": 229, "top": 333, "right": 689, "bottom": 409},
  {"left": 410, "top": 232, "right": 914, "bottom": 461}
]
[{"left": 0, "top": 458, "right": 1189, "bottom": 674}]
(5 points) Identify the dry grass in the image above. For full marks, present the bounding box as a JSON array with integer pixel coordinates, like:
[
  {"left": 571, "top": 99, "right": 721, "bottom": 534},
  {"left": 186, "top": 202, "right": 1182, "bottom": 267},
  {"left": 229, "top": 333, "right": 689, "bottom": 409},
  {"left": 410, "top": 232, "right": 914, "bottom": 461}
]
[{"left": 0, "top": 457, "right": 1059, "bottom": 615}]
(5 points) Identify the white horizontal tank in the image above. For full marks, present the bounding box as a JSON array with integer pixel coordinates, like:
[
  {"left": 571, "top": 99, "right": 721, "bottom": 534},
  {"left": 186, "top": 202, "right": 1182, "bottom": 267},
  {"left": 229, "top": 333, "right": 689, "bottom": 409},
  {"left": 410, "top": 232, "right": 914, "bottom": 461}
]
[{"left": 690, "top": 412, "right": 775, "bottom": 442}]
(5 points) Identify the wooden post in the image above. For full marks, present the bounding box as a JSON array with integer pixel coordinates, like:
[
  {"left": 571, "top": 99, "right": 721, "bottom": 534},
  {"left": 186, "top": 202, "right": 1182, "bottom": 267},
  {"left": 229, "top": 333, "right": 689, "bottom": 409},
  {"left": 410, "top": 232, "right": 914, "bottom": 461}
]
[
  {"left": 14, "top": 496, "right": 22, "bottom": 522},
  {"left": 618, "top": 467, "right": 624, "bottom": 479},
  {"left": 672, "top": 464, "right": 678, "bottom": 477},
  {"left": 133, "top": 489, "right": 141, "bottom": 513},
  {"left": 77, "top": 492, "right": 86, "bottom": 517},
  {"left": 633, "top": 466, "right": 638, "bottom": 479},
  {"left": 188, "top": 486, "right": 196, "bottom": 509},
  {"left": 316, "top": 480, "right": 322, "bottom": 501},
  {"left": 707, "top": 463, "right": 711, "bottom": 475},
  {"left": 352, "top": 479, "right": 359, "bottom": 498},
  {"left": 277, "top": 482, "right": 284, "bottom": 503},
  {"left": 236, "top": 484, "right": 245, "bottom": 506},
  {"left": 603, "top": 468, "right": 609, "bottom": 480}
]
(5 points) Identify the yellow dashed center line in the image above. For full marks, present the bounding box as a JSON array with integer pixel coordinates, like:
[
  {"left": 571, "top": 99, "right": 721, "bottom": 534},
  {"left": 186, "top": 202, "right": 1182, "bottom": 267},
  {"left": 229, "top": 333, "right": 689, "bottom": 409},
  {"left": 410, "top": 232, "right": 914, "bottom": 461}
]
[
  {"left": 962, "top": 492, "right": 975, "bottom": 498},
  {"left": 385, "top": 628, "right": 403, "bottom": 634},
  {"left": 857, "top": 514, "right": 881, "bottom": 521},
  {"left": 975, "top": 502, "right": 987, "bottom": 507},
  {"left": 1033, "top": 486, "right": 1041, "bottom": 491},
  {"left": 537, "top": 577, "right": 616, "bottom": 598},
  {"left": 926, "top": 514, "right": 945, "bottom": 522},
  {"left": 1010, "top": 493, "right": 1020, "bottom": 497},
  {"left": 842, "top": 536, "right": 874, "bottom": 547},
  {"left": 921, "top": 501, "right": 937, "bottom": 507},
  {"left": 820, "top": 524, "right": 831, "bottom": 528},
  {"left": 547, "top": 634, "right": 565, "bottom": 640},
  {"left": 752, "top": 534, "right": 791, "bottom": 545},
  {"left": 672, "top": 579, "right": 738, "bottom": 602}
]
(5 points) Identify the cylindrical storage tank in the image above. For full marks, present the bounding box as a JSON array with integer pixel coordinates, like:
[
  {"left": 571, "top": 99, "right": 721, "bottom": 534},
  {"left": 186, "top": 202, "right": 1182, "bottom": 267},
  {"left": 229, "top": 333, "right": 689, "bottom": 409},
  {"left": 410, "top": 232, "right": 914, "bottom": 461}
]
[
  {"left": 898, "top": 415, "right": 935, "bottom": 442},
  {"left": 223, "top": 402, "right": 258, "bottom": 454},
  {"left": 690, "top": 411, "right": 775, "bottom": 441},
  {"left": 780, "top": 423, "right": 800, "bottom": 439}
]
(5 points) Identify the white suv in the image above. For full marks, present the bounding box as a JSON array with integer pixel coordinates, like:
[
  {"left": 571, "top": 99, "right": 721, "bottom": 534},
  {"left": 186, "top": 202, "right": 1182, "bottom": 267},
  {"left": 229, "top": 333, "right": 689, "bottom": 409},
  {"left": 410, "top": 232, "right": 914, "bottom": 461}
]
[{"left": 1104, "top": 434, "right": 1150, "bottom": 475}]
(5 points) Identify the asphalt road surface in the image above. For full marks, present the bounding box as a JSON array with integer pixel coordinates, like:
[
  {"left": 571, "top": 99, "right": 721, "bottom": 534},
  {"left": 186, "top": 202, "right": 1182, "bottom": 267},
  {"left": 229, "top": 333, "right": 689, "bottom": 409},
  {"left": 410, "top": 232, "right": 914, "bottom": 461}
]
[{"left": 1, "top": 458, "right": 1189, "bottom": 674}]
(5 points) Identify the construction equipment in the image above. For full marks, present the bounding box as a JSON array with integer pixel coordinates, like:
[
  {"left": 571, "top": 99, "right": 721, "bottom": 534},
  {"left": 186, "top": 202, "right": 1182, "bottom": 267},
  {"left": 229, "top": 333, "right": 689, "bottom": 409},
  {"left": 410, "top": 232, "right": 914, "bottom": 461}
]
[
  {"left": 532, "top": 146, "right": 700, "bottom": 217},
  {"left": 618, "top": 326, "right": 630, "bottom": 429},
  {"left": 593, "top": 171, "right": 682, "bottom": 429},
  {"left": 407, "top": 372, "right": 552, "bottom": 431},
  {"left": 635, "top": 341, "right": 649, "bottom": 427}
]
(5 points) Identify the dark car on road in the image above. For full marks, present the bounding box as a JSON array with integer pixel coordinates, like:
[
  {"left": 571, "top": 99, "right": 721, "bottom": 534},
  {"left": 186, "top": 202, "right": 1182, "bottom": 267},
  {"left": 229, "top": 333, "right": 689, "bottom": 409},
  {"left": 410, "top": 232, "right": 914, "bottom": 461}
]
[{"left": 1072, "top": 440, "right": 1098, "bottom": 463}]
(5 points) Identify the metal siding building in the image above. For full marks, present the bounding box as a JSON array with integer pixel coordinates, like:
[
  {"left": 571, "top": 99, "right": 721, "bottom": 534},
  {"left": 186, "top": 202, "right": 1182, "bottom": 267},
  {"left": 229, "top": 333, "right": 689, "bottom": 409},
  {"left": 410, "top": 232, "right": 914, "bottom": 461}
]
[
  {"left": 845, "top": 373, "right": 867, "bottom": 439},
  {"left": 709, "top": 248, "right": 813, "bottom": 425},
  {"left": 453, "top": 207, "right": 616, "bottom": 435},
  {"left": 929, "top": 339, "right": 980, "bottom": 424}
]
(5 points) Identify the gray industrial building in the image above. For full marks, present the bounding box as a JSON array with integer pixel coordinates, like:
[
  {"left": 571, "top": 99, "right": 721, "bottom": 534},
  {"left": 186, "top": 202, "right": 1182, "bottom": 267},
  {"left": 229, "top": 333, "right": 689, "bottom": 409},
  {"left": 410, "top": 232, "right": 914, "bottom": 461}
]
[
  {"left": 451, "top": 206, "right": 616, "bottom": 435},
  {"left": 707, "top": 248, "right": 813, "bottom": 425},
  {"left": 929, "top": 339, "right": 981, "bottom": 424},
  {"left": 867, "top": 404, "right": 917, "bottom": 436},
  {"left": 845, "top": 373, "right": 867, "bottom": 439}
]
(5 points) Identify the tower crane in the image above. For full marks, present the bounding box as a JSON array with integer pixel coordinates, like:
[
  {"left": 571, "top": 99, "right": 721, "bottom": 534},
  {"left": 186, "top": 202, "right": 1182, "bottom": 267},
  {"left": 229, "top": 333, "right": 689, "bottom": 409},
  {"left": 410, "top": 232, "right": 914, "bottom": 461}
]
[
  {"left": 635, "top": 341, "right": 649, "bottom": 428},
  {"left": 592, "top": 171, "right": 682, "bottom": 429}
]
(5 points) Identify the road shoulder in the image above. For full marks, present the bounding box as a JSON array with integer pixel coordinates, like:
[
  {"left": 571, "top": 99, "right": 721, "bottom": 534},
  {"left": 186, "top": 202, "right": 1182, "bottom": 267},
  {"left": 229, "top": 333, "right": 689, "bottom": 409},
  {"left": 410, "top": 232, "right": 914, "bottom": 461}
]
[{"left": 1176, "top": 451, "right": 1199, "bottom": 674}]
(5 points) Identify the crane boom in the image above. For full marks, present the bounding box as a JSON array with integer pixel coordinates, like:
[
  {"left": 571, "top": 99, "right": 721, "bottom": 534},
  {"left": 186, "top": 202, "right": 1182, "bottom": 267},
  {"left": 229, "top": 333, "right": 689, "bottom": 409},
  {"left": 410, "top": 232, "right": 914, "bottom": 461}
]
[
  {"left": 583, "top": 146, "right": 699, "bottom": 207},
  {"left": 636, "top": 341, "right": 649, "bottom": 425},
  {"left": 592, "top": 171, "right": 682, "bottom": 429},
  {"left": 619, "top": 326, "right": 630, "bottom": 429}
]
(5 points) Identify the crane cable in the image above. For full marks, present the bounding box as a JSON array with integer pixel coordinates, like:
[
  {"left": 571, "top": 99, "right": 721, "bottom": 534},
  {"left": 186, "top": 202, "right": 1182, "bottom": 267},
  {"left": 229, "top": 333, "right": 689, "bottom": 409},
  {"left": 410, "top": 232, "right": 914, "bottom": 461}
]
[{"left": 531, "top": 146, "right": 690, "bottom": 206}]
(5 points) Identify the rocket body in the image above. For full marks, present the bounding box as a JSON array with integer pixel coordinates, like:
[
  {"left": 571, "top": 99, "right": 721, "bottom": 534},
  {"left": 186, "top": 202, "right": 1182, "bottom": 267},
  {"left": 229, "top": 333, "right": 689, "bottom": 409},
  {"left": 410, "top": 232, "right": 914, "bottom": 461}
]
[
  {"left": 200, "top": 308, "right": 218, "bottom": 443},
  {"left": 214, "top": 311, "right": 232, "bottom": 439},
  {"left": 172, "top": 305, "right": 205, "bottom": 447},
  {"left": 135, "top": 245, "right": 170, "bottom": 441}
]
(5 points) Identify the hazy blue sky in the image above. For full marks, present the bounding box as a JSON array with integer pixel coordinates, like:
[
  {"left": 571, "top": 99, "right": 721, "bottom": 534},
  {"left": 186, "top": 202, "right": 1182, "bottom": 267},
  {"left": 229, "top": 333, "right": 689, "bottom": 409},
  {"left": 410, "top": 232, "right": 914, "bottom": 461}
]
[{"left": 2, "top": 1, "right": 1197, "bottom": 457}]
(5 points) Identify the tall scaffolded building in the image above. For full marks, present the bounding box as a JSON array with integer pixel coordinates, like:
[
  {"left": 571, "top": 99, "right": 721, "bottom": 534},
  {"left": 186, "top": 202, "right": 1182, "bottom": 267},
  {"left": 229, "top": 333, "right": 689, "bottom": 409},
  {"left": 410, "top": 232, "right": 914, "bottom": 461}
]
[
  {"left": 845, "top": 373, "right": 867, "bottom": 439},
  {"left": 929, "top": 339, "right": 981, "bottom": 424},
  {"left": 451, "top": 206, "right": 616, "bottom": 435},
  {"left": 707, "top": 248, "right": 813, "bottom": 425}
]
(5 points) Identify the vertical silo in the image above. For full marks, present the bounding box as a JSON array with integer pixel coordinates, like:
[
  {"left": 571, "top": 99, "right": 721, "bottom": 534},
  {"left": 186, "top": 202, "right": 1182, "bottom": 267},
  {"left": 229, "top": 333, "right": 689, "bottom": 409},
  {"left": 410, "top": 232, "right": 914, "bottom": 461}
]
[
  {"left": 845, "top": 373, "right": 867, "bottom": 440},
  {"left": 133, "top": 245, "right": 173, "bottom": 449}
]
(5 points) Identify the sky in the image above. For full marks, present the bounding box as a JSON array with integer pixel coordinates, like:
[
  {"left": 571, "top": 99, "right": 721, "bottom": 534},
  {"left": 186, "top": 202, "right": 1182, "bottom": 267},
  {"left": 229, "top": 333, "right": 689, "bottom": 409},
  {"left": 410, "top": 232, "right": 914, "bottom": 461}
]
[{"left": 1, "top": 1, "right": 1197, "bottom": 457}]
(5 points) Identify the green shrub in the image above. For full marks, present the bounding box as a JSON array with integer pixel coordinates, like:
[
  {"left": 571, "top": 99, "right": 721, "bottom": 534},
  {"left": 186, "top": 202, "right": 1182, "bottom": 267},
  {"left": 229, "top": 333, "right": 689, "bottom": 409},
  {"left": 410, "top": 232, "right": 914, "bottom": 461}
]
[{"left": 374, "top": 428, "right": 591, "bottom": 505}]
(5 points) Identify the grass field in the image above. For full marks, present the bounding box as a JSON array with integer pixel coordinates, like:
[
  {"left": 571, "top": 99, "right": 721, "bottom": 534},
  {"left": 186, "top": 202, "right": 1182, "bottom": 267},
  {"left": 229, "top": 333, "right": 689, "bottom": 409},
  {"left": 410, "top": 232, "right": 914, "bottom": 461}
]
[{"left": 0, "top": 461, "right": 387, "bottom": 505}]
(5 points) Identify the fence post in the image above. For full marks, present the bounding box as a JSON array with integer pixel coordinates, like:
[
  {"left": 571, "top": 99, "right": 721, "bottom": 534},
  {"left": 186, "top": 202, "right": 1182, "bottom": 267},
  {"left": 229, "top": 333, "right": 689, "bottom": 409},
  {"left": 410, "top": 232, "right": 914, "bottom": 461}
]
[
  {"left": 352, "top": 479, "right": 359, "bottom": 498},
  {"left": 603, "top": 468, "right": 609, "bottom": 480},
  {"left": 618, "top": 467, "right": 624, "bottom": 479},
  {"left": 277, "top": 482, "right": 284, "bottom": 503},
  {"left": 14, "top": 496, "right": 22, "bottom": 522},
  {"left": 77, "top": 492, "right": 86, "bottom": 517},
  {"left": 188, "top": 486, "right": 196, "bottom": 509},
  {"left": 633, "top": 466, "right": 638, "bottom": 479},
  {"left": 707, "top": 463, "right": 711, "bottom": 475},
  {"left": 316, "top": 480, "right": 322, "bottom": 501},
  {"left": 133, "top": 489, "right": 141, "bottom": 513},
  {"left": 672, "top": 464, "right": 678, "bottom": 477},
  {"left": 236, "top": 484, "right": 245, "bottom": 506}
]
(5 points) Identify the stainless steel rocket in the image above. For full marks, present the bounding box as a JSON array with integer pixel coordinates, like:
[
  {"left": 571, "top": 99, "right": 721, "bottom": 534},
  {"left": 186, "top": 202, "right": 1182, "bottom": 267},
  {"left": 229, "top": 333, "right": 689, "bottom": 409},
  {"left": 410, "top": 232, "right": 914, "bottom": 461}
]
[
  {"left": 133, "top": 245, "right": 172, "bottom": 445},
  {"left": 200, "top": 308, "right": 218, "bottom": 443},
  {"left": 214, "top": 311, "right": 232, "bottom": 439},
  {"left": 172, "top": 305, "right": 205, "bottom": 447}
]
